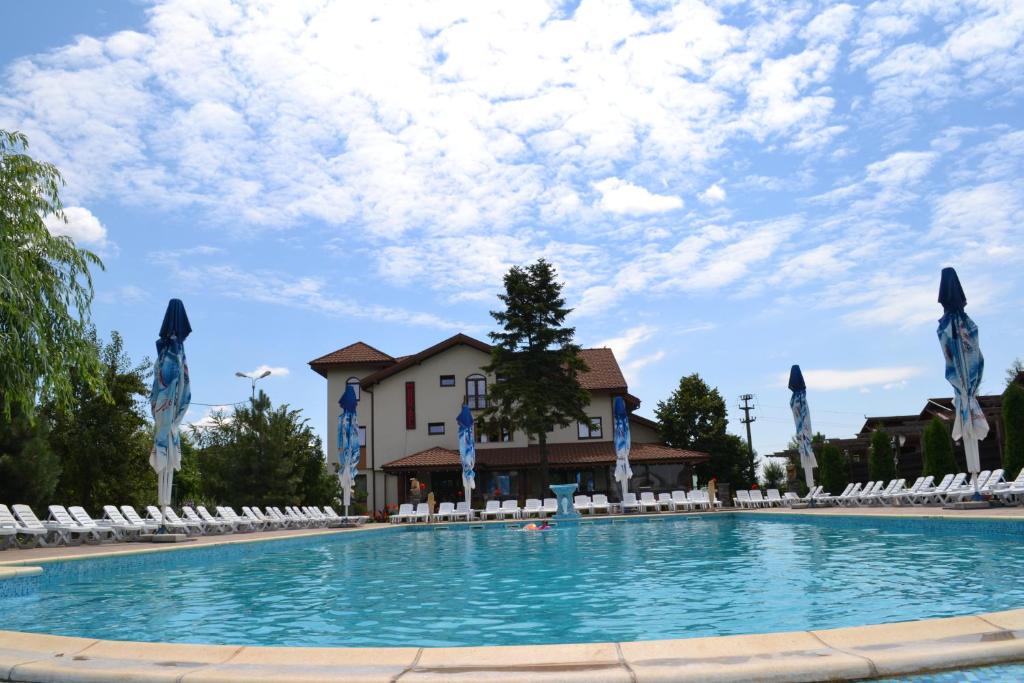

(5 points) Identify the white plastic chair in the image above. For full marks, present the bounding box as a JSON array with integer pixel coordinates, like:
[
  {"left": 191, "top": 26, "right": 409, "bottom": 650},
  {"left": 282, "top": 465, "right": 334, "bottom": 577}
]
[
  {"left": 521, "top": 499, "right": 543, "bottom": 518},
  {"left": 499, "top": 500, "right": 521, "bottom": 519},
  {"left": 591, "top": 494, "right": 610, "bottom": 514},
  {"left": 573, "top": 495, "right": 592, "bottom": 515}
]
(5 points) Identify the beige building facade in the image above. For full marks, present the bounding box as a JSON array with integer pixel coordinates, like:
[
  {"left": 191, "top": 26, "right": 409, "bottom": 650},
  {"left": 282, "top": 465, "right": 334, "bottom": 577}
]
[{"left": 310, "top": 334, "right": 707, "bottom": 512}]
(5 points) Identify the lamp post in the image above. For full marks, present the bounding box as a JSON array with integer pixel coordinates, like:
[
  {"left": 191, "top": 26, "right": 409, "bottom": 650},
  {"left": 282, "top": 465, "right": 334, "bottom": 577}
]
[
  {"left": 891, "top": 434, "right": 906, "bottom": 474},
  {"left": 235, "top": 370, "right": 271, "bottom": 401}
]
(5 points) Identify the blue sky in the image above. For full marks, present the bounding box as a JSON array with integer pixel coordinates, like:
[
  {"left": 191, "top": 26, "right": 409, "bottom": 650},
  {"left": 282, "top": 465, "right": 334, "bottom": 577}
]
[{"left": 2, "top": 0, "right": 1022, "bottom": 459}]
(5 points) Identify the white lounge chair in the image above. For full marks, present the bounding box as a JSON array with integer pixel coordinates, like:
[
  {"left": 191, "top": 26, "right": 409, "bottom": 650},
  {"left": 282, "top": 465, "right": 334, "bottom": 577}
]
[
  {"left": 819, "top": 483, "right": 853, "bottom": 506},
  {"left": 434, "top": 502, "right": 456, "bottom": 521},
  {"left": 834, "top": 483, "right": 863, "bottom": 507},
  {"left": 389, "top": 503, "right": 413, "bottom": 523},
  {"left": 764, "top": 489, "right": 785, "bottom": 507},
  {"left": 946, "top": 471, "right": 992, "bottom": 503},
  {"left": 49, "top": 505, "right": 110, "bottom": 543},
  {"left": 638, "top": 491, "right": 660, "bottom": 513},
  {"left": 908, "top": 474, "right": 954, "bottom": 505},
  {"left": 521, "top": 499, "right": 543, "bottom": 518},
  {"left": 888, "top": 478, "right": 923, "bottom": 506},
  {"left": 241, "top": 506, "right": 270, "bottom": 530},
  {"left": 264, "top": 507, "right": 294, "bottom": 527},
  {"left": 621, "top": 492, "right": 641, "bottom": 513},
  {"left": 981, "top": 469, "right": 1005, "bottom": 493},
  {"left": 453, "top": 501, "right": 473, "bottom": 521},
  {"left": 591, "top": 494, "right": 610, "bottom": 514},
  {"left": 573, "top": 495, "right": 592, "bottom": 515},
  {"left": 0, "top": 504, "right": 50, "bottom": 547},
  {"left": 480, "top": 500, "right": 502, "bottom": 520},
  {"left": 750, "top": 490, "right": 769, "bottom": 508},
  {"left": 15, "top": 505, "right": 79, "bottom": 546},
  {"left": 169, "top": 506, "right": 211, "bottom": 534},
  {"left": 541, "top": 498, "right": 558, "bottom": 516},
  {"left": 104, "top": 505, "right": 157, "bottom": 535},
  {"left": 995, "top": 469, "right": 1024, "bottom": 503},
  {"left": 734, "top": 490, "right": 751, "bottom": 508},
  {"left": 894, "top": 476, "right": 932, "bottom": 505},
  {"left": 669, "top": 490, "right": 691, "bottom": 511},
  {"left": 67, "top": 506, "right": 129, "bottom": 541},
  {"left": 410, "top": 503, "right": 430, "bottom": 522},
  {"left": 781, "top": 492, "right": 801, "bottom": 506},
  {"left": 121, "top": 505, "right": 163, "bottom": 534},
  {"left": 934, "top": 473, "right": 969, "bottom": 505},
  {"left": 498, "top": 500, "right": 520, "bottom": 519},
  {"left": 217, "top": 506, "right": 256, "bottom": 532}
]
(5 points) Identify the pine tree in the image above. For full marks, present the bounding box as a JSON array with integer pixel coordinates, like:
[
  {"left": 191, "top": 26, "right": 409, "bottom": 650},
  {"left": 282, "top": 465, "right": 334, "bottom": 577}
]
[
  {"left": 817, "top": 443, "right": 849, "bottom": 496},
  {"left": 482, "top": 259, "right": 590, "bottom": 490}
]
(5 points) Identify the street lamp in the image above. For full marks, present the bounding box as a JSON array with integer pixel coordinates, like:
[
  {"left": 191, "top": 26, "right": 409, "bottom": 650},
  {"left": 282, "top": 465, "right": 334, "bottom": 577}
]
[
  {"left": 236, "top": 370, "right": 272, "bottom": 400},
  {"left": 892, "top": 433, "right": 906, "bottom": 472}
]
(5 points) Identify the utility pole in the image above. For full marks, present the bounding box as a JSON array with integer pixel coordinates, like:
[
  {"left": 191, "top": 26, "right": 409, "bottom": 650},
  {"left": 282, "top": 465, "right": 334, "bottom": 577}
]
[{"left": 738, "top": 394, "right": 756, "bottom": 478}]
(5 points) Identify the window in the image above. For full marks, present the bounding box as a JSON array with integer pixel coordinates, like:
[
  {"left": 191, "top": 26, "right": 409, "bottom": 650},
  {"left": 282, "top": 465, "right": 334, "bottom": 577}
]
[
  {"left": 405, "top": 382, "right": 416, "bottom": 430},
  {"left": 439, "top": 375, "right": 456, "bottom": 387},
  {"left": 477, "top": 426, "right": 512, "bottom": 443},
  {"left": 577, "top": 417, "right": 603, "bottom": 440},
  {"left": 358, "top": 426, "right": 367, "bottom": 447},
  {"left": 346, "top": 377, "right": 360, "bottom": 401},
  {"left": 428, "top": 422, "right": 445, "bottom": 435},
  {"left": 466, "top": 374, "right": 487, "bottom": 410}
]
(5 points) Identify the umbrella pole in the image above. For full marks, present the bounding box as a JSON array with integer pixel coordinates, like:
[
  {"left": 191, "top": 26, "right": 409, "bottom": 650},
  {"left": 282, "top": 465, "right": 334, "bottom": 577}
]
[{"left": 966, "top": 438, "right": 981, "bottom": 501}]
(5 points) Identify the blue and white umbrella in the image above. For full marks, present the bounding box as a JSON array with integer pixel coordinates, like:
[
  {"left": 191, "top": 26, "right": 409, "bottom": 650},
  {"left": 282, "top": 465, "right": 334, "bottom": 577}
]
[
  {"left": 788, "top": 365, "right": 816, "bottom": 489},
  {"left": 457, "top": 405, "right": 476, "bottom": 512},
  {"left": 338, "top": 385, "right": 361, "bottom": 517},
  {"left": 937, "top": 267, "right": 989, "bottom": 497},
  {"left": 612, "top": 396, "right": 632, "bottom": 501},
  {"left": 150, "top": 299, "right": 191, "bottom": 509}
]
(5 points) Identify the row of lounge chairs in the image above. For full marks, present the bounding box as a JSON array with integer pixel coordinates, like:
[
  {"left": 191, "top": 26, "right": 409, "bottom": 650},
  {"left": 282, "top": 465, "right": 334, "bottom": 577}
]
[
  {"left": 735, "top": 469, "right": 1021, "bottom": 509},
  {"left": 389, "top": 490, "right": 723, "bottom": 523},
  {"left": 0, "top": 502, "right": 362, "bottom": 548}
]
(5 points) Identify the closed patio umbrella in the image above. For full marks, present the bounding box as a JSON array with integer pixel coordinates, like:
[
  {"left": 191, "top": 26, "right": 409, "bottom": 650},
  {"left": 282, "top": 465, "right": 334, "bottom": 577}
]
[
  {"left": 937, "top": 267, "right": 989, "bottom": 499},
  {"left": 457, "top": 405, "right": 476, "bottom": 513},
  {"left": 788, "top": 365, "right": 816, "bottom": 490},
  {"left": 612, "top": 396, "right": 632, "bottom": 502},
  {"left": 338, "top": 385, "right": 360, "bottom": 517},
  {"left": 150, "top": 299, "right": 191, "bottom": 514}
]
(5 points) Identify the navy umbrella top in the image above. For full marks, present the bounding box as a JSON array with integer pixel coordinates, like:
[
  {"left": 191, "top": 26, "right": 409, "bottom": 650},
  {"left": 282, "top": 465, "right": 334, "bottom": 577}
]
[
  {"left": 613, "top": 395, "right": 627, "bottom": 420},
  {"left": 338, "top": 384, "right": 358, "bottom": 412},
  {"left": 457, "top": 404, "right": 473, "bottom": 429},
  {"left": 788, "top": 364, "right": 806, "bottom": 393},
  {"left": 159, "top": 299, "right": 191, "bottom": 341},
  {"left": 938, "top": 267, "right": 967, "bottom": 313}
]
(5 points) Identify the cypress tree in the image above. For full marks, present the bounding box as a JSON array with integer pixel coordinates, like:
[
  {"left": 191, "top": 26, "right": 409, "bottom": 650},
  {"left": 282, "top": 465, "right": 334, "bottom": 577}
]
[
  {"left": 817, "top": 443, "right": 848, "bottom": 496},
  {"left": 922, "top": 417, "right": 957, "bottom": 480},
  {"left": 869, "top": 429, "right": 897, "bottom": 482},
  {"left": 1003, "top": 383, "right": 1024, "bottom": 479}
]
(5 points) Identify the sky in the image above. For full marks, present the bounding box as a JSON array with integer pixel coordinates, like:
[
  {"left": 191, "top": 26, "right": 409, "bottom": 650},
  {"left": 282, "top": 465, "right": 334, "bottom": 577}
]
[{"left": 2, "top": 0, "right": 1022, "bottom": 460}]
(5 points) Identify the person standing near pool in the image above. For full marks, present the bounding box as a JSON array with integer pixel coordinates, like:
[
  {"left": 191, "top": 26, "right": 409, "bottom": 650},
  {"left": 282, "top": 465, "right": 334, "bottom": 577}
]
[{"left": 410, "top": 478, "right": 422, "bottom": 505}]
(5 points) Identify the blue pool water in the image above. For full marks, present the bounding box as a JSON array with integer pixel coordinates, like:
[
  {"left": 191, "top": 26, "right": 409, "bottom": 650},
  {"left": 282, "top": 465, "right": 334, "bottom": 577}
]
[{"left": 2, "top": 514, "right": 1024, "bottom": 647}]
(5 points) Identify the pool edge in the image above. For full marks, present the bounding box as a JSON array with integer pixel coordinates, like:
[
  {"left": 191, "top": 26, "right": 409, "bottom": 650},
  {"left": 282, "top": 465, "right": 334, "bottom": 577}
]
[{"left": 2, "top": 609, "right": 1024, "bottom": 682}]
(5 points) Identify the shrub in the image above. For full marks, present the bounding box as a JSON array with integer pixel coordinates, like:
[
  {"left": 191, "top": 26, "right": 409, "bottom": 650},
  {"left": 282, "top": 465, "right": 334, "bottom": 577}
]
[
  {"left": 869, "top": 429, "right": 897, "bottom": 482},
  {"left": 1004, "top": 383, "right": 1024, "bottom": 479},
  {"left": 922, "top": 417, "right": 957, "bottom": 480},
  {"left": 817, "top": 443, "right": 849, "bottom": 496},
  {"left": 761, "top": 459, "right": 786, "bottom": 489}
]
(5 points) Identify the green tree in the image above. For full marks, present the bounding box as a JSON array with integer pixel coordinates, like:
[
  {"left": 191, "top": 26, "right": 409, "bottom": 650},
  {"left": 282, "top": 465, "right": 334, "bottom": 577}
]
[
  {"left": 817, "top": 443, "right": 849, "bottom": 496},
  {"left": 761, "top": 458, "right": 786, "bottom": 489},
  {"left": 869, "top": 429, "right": 897, "bottom": 482},
  {"left": 194, "top": 391, "right": 339, "bottom": 509},
  {"left": 1006, "top": 358, "right": 1024, "bottom": 389},
  {"left": 44, "top": 331, "right": 155, "bottom": 514},
  {"left": 1002, "top": 383, "right": 1024, "bottom": 478},
  {"left": 656, "top": 374, "right": 754, "bottom": 487},
  {"left": 1, "top": 130, "right": 105, "bottom": 420},
  {"left": 0, "top": 402, "right": 61, "bottom": 510},
  {"left": 922, "top": 417, "right": 957, "bottom": 480},
  {"left": 482, "top": 259, "right": 590, "bottom": 490}
]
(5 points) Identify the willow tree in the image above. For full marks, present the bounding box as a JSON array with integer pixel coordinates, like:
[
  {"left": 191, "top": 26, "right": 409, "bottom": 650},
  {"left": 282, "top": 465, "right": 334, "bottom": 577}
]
[
  {"left": 483, "top": 259, "right": 589, "bottom": 490},
  {"left": 0, "top": 130, "right": 104, "bottom": 418}
]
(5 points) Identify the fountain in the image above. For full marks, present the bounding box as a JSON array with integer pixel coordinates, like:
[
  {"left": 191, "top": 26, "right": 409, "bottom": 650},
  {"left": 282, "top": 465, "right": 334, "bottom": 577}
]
[{"left": 549, "top": 483, "right": 581, "bottom": 521}]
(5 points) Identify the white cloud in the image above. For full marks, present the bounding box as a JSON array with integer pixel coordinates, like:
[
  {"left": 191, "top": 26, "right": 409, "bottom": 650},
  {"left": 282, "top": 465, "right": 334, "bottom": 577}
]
[
  {"left": 242, "top": 365, "right": 290, "bottom": 378},
  {"left": 594, "top": 178, "right": 683, "bottom": 215},
  {"left": 931, "top": 181, "right": 1024, "bottom": 259},
  {"left": 96, "top": 284, "right": 149, "bottom": 305},
  {"left": 782, "top": 366, "right": 925, "bottom": 391},
  {"left": 187, "top": 404, "right": 232, "bottom": 431},
  {"left": 698, "top": 182, "right": 727, "bottom": 205},
  {"left": 596, "top": 324, "right": 658, "bottom": 362},
  {"left": 43, "top": 206, "right": 111, "bottom": 249}
]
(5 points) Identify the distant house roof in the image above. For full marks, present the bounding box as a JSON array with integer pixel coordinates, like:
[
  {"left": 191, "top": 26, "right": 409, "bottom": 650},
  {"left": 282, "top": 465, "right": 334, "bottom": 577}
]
[
  {"left": 314, "top": 333, "right": 635, "bottom": 395},
  {"left": 308, "top": 342, "right": 395, "bottom": 377},
  {"left": 382, "top": 442, "right": 709, "bottom": 471}
]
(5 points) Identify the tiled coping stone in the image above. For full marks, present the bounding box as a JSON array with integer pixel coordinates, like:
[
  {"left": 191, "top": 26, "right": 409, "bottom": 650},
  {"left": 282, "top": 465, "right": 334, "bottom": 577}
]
[{"left": 3, "top": 512, "right": 1024, "bottom": 682}]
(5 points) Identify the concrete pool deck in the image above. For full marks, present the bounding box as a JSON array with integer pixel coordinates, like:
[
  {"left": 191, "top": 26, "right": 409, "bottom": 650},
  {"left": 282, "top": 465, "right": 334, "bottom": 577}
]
[{"left": 3, "top": 506, "right": 1024, "bottom": 681}]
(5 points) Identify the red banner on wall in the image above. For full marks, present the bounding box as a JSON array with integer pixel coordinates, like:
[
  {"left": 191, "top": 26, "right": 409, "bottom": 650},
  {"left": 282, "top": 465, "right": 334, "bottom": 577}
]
[{"left": 405, "top": 381, "right": 415, "bottom": 430}]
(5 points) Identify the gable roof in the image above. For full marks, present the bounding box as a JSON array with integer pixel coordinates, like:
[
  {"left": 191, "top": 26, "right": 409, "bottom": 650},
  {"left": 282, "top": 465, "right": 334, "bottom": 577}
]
[
  {"left": 308, "top": 341, "right": 395, "bottom": 377},
  {"left": 353, "top": 333, "right": 631, "bottom": 394}
]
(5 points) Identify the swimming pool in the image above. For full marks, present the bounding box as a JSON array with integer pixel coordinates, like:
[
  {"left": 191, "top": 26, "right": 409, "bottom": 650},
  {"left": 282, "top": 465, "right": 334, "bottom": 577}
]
[{"left": 2, "top": 513, "right": 1023, "bottom": 648}]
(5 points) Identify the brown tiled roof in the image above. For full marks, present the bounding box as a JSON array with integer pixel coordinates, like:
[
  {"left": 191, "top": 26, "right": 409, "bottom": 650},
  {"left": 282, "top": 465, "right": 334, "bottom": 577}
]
[
  {"left": 629, "top": 413, "right": 661, "bottom": 434},
  {"left": 309, "top": 342, "right": 395, "bottom": 377},
  {"left": 382, "top": 441, "right": 709, "bottom": 471},
  {"left": 577, "top": 348, "right": 627, "bottom": 392},
  {"left": 353, "top": 334, "right": 630, "bottom": 393}
]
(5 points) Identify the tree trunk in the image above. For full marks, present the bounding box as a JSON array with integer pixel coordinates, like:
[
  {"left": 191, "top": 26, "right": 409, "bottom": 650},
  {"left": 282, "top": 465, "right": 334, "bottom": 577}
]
[{"left": 538, "top": 432, "right": 550, "bottom": 492}]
